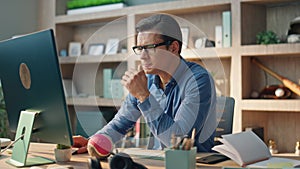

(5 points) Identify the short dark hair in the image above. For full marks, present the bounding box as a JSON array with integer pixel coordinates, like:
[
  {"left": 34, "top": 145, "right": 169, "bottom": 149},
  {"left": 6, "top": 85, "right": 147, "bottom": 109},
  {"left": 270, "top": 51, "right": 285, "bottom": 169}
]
[{"left": 136, "top": 14, "right": 183, "bottom": 54}]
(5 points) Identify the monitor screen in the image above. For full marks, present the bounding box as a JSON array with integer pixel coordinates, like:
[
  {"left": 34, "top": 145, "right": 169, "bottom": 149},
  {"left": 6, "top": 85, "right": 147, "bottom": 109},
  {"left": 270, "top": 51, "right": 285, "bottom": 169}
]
[{"left": 0, "top": 29, "right": 73, "bottom": 166}]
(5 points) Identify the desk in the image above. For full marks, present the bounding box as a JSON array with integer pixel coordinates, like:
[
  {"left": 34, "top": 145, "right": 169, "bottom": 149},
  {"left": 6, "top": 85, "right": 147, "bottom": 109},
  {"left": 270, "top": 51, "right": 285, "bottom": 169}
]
[{"left": 0, "top": 143, "right": 238, "bottom": 169}]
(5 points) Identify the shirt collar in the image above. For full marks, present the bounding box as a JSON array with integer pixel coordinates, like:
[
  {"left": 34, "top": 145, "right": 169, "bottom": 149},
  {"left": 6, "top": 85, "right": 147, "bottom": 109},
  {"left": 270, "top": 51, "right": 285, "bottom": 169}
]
[
  {"left": 171, "top": 57, "right": 188, "bottom": 84},
  {"left": 152, "top": 57, "right": 187, "bottom": 88}
]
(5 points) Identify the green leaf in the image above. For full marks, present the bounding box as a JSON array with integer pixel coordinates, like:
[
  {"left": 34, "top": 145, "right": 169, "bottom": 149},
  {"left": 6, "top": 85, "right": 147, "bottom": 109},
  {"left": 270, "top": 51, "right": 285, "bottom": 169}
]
[
  {"left": 67, "top": 0, "right": 124, "bottom": 9},
  {"left": 256, "top": 30, "right": 280, "bottom": 45},
  {"left": 57, "top": 144, "right": 71, "bottom": 149}
]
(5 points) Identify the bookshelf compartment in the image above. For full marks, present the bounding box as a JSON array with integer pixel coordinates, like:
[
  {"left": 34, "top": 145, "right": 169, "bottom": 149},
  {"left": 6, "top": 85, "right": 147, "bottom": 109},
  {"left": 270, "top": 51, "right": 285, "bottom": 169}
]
[
  {"left": 55, "top": 17, "right": 128, "bottom": 56},
  {"left": 134, "top": 3, "right": 231, "bottom": 49},
  {"left": 242, "top": 55, "right": 300, "bottom": 99},
  {"left": 61, "top": 61, "right": 127, "bottom": 100},
  {"left": 241, "top": 0, "right": 300, "bottom": 45},
  {"left": 242, "top": 110, "right": 300, "bottom": 153},
  {"left": 187, "top": 57, "right": 232, "bottom": 97},
  {"left": 174, "top": 9, "right": 231, "bottom": 48}
]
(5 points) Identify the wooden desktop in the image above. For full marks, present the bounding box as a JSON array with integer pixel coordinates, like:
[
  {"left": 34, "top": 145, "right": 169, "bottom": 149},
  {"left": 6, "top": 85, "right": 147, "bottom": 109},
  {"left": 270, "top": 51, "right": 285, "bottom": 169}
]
[{"left": 0, "top": 143, "right": 238, "bottom": 169}]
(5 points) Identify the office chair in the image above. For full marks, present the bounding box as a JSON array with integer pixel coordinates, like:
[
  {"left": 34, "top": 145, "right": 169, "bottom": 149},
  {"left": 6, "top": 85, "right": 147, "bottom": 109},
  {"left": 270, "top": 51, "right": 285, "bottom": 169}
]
[{"left": 214, "top": 96, "right": 235, "bottom": 145}]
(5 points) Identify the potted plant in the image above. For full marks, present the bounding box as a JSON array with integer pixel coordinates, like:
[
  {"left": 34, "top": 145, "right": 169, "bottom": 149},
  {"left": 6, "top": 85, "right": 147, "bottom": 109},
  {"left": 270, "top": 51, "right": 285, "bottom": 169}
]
[
  {"left": 54, "top": 144, "right": 72, "bottom": 162},
  {"left": 256, "top": 30, "right": 280, "bottom": 45}
]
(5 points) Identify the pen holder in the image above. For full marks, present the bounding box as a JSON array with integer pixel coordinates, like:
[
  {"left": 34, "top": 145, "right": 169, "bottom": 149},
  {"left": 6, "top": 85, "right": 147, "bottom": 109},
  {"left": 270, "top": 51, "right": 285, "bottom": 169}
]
[{"left": 165, "top": 147, "right": 196, "bottom": 169}]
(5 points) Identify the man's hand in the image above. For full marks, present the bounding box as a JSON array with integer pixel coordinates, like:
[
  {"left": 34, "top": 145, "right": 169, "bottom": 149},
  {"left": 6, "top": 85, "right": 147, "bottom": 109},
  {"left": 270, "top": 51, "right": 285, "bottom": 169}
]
[
  {"left": 72, "top": 135, "right": 88, "bottom": 154},
  {"left": 121, "top": 65, "right": 150, "bottom": 102}
]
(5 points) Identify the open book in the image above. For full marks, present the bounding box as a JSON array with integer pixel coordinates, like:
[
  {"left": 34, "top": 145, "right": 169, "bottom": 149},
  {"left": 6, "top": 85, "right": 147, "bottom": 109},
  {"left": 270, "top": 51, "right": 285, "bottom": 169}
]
[{"left": 212, "top": 131, "right": 300, "bottom": 168}]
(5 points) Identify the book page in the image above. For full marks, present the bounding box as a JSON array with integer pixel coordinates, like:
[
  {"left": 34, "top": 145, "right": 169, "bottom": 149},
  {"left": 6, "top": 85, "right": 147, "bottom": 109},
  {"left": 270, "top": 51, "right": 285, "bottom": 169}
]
[
  {"left": 212, "top": 144, "right": 242, "bottom": 165},
  {"left": 219, "top": 138, "right": 242, "bottom": 162},
  {"left": 223, "top": 131, "right": 271, "bottom": 165},
  {"left": 213, "top": 131, "right": 271, "bottom": 166}
]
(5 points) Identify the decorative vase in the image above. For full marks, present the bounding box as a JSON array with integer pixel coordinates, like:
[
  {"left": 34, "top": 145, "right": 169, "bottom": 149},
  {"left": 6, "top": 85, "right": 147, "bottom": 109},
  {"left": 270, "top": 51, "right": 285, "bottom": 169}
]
[{"left": 54, "top": 148, "right": 72, "bottom": 162}]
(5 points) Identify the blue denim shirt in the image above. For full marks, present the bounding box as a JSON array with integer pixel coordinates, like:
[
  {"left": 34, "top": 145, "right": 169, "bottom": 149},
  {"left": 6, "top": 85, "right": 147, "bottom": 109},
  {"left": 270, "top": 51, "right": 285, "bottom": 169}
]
[{"left": 97, "top": 58, "right": 216, "bottom": 152}]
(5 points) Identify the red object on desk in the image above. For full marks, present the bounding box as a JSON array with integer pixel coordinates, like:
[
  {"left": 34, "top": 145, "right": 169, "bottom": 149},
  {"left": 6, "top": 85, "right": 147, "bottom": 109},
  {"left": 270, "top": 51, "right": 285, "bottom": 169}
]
[{"left": 87, "top": 134, "right": 113, "bottom": 158}]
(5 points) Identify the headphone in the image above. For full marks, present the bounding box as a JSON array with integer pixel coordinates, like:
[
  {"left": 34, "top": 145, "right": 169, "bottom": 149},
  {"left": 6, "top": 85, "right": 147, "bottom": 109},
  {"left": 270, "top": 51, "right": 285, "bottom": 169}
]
[{"left": 88, "top": 152, "right": 147, "bottom": 169}]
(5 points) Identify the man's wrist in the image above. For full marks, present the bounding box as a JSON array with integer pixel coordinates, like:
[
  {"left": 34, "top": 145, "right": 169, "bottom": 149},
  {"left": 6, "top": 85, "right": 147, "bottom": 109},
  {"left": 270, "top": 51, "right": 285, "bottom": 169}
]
[{"left": 137, "top": 91, "right": 150, "bottom": 103}]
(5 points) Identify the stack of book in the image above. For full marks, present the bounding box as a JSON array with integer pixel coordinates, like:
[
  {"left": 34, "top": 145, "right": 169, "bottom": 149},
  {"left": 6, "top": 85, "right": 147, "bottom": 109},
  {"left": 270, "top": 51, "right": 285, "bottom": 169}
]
[
  {"left": 66, "top": 0, "right": 126, "bottom": 15},
  {"left": 215, "top": 11, "right": 231, "bottom": 48},
  {"left": 103, "top": 68, "right": 123, "bottom": 99}
]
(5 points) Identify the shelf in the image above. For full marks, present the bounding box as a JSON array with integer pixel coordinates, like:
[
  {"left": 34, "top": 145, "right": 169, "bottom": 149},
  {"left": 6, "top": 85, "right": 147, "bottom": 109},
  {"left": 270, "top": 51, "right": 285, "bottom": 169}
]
[
  {"left": 66, "top": 97, "right": 122, "bottom": 107},
  {"left": 241, "top": 99, "right": 300, "bottom": 112},
  {"left": 127, "top": 0, "right": 230, "bottom": 15},
  {"left": 241, "top": 0, "right": 299, "bottom": 4},
  {"left": 55, "top": 0, "right": 231, "bottom": 25},
  {"left": 59, "top": 53, "right": 127, "bottom": 64},
  {"left": 55, "top": 11, "right": 126, "bottom": 25},
  {"left": 273, "top": 153, "right": 300, "bottom": 160},
  {"left": 241, "top": 44, "right": 300, "bottom": 56},
  {"left": 182, "top": 48, "right": 232, "bottom": 59}
]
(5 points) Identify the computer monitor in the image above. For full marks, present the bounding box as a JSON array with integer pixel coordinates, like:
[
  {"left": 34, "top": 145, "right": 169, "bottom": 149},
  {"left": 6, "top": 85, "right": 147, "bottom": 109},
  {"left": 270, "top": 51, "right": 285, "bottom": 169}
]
[{"left": 0, "top": 29, "right": 73, "bottom": 167}]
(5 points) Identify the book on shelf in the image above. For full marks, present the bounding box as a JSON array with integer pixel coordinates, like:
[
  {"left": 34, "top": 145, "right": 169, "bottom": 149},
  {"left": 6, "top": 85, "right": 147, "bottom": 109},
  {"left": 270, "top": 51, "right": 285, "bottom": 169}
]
[
  {"left": 222, "top": 11, "right": 231, "bottom": 48},
  {"left": 111, "top": 79, "right": 123, "bottom": 99},
  {"left": 215, "top": 25, "right": 222, "bottom": 48},
  {"left": 103, "top": 68, "right": 112, "bottom": 98},
  {"left": 63, "top": 79, "right": 78, "bottom": 97},
  {"left": 212, "top": 131, "right": 300, "bottom": 168},
  {"left": 67, "top": 3, "right": 126, "bottom": 15}
]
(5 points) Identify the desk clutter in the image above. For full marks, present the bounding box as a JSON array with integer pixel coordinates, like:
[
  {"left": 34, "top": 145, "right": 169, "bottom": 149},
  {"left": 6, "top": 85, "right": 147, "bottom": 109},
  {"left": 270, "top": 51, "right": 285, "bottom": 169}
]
[
  {"left": 88, "top": 152, "right": 147, "bottom": 169},
  {"left": 164, "top": 128, "right": 197, "bottom": 169},
  {"left": 165, "top": 147, "right": 196, "bottom": 169},
  {"left": 86, "top": 129, "right": 198, "bottom": 169},
  {"left": 171, "top": 128, "right": 196, "bottom": 151}
]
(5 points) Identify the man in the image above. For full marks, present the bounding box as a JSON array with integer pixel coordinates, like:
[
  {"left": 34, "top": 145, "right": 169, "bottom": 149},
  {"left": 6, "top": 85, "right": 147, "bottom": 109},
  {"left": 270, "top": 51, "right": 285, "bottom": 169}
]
[{"left": 73, "top": 14, "right": 216, "bottom": 154}]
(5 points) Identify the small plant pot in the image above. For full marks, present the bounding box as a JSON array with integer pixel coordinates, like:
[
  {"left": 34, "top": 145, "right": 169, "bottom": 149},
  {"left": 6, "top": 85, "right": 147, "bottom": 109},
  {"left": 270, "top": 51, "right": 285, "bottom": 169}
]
[{"left": 54, "top": 148, "right": 72, "bottom": 162}]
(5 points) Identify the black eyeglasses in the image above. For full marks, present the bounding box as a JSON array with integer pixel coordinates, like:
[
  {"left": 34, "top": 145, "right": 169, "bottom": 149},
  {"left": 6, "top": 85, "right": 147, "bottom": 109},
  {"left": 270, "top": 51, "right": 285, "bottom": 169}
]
[{"left": 132, "top": 41, "right": 172, "bottom": 55}]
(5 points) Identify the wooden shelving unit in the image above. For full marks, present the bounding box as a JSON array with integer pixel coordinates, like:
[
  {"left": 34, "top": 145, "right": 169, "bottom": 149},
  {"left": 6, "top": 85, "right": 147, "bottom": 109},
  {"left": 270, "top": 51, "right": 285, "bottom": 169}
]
[{"left": 40, "top": 0, "right": 300, "bottom": 155}]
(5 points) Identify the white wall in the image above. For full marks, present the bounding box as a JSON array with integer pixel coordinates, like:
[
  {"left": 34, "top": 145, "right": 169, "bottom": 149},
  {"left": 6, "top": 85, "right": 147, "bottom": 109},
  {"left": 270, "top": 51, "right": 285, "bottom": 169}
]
[{"left": 0, "top": 0, "right": 38, "bottom": 41}]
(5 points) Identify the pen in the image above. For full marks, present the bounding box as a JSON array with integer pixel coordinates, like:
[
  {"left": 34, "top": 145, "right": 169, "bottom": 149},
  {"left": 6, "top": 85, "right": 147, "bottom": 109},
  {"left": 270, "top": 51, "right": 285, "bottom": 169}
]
[
  {"left": 171, "top": 133, "right": 176, "bottom": 149},
  {"left": 191, "top": 128, "right": 196, "bottom": 147},
  {"left": 181, "top": 128, "right": 196, "bottom": 150},
  {"left": 181, "top": 138, "right": 191, "bottom": 150}
]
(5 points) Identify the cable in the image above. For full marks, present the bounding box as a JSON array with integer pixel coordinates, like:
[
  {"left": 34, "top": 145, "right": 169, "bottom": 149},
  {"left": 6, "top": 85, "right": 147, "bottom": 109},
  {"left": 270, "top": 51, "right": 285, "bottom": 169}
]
[{"left": 0, "top": 134, "right": 25, "bottom": 154}]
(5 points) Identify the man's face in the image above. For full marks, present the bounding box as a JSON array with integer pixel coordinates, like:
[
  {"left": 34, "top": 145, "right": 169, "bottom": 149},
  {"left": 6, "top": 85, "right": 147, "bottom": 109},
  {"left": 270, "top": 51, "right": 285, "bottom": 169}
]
[{"left": 136, "top": 31, "right": 178, "bottom": 75}]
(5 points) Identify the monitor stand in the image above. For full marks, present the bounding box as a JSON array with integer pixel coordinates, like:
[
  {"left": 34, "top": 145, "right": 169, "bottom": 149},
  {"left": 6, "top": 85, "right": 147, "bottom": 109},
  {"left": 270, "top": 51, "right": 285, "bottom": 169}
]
[{"left": 6, "top": 110, "right": 55, "bottom": 167}]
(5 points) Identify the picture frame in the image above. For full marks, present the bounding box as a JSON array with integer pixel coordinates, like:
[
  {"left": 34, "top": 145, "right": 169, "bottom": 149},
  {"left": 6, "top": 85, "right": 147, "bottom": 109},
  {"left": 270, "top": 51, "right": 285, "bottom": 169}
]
[
  {"left": 181, "top": 27, "right": 189, "bottom": 49},
  {"left": 88, "top": 43, "right": 105, "bottom": 56},
  {"left": 105, "top": 38, "right": 119, "bottom": 55},
  {"left": 68, "top": 42, "right": 81, "bottom": 57},
  {"left": 195, "top": 38, "right": 207, "bottom": 49}
]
